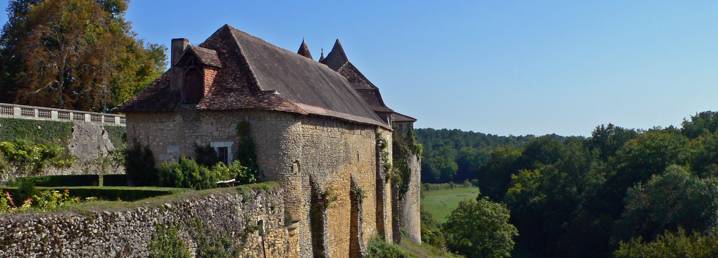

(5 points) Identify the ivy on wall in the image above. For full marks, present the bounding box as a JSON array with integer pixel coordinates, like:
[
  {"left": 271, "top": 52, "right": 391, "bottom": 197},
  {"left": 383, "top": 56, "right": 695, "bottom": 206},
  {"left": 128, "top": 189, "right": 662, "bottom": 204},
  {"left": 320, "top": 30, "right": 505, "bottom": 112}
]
[
  {"left": 0, "top": 118, "right": 73, "bottom": 146},
  {"left": 392, "top": 128, "right": 423, "bottom": 199},
  {"left": 235, "top": 121, "right": 258, "bottom": 174}
]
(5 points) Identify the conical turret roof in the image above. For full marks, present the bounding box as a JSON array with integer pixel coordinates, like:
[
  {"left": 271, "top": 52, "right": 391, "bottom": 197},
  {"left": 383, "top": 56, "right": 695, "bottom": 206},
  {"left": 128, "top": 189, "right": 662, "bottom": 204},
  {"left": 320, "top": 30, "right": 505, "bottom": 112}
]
[
  {"left": 321, "top": 39, "right": 349, "bottom": 70},
  {"left": 297, "top": 39, "right": 313, "bottom": 59}
]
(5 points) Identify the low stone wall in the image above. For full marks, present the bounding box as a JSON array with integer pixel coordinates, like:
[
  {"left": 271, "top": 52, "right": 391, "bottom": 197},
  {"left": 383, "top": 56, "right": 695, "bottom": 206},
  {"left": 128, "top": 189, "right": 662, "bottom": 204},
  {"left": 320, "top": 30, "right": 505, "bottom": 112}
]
[{"left": 0, "top": 183, "right": 288, "bottom": 257}]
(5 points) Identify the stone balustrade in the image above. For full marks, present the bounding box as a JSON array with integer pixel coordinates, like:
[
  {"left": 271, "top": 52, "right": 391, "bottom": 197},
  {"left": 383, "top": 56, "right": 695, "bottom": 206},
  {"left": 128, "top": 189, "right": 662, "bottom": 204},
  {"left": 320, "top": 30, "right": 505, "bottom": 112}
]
[{"left": 0, "top": 103, "right": 125, "bottom": 126}]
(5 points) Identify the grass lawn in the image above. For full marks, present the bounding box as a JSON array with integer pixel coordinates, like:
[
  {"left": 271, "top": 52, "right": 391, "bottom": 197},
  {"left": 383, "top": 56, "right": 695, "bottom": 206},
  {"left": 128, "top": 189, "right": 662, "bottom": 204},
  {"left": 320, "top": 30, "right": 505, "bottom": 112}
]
[{"left": 421, "top": 185, "right": 480, "bottom": 223}]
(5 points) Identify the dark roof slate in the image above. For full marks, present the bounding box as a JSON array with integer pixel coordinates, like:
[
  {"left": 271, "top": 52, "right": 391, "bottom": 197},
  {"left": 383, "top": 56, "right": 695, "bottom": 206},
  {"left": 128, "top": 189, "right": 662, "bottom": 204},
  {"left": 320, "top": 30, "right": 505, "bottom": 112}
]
[
  {"left": 321, "top": 39, "right": 349, "bottom": 70},
  {"left": 179, "top": 46, "right": 222, "bottom": 68},
  {"left": 391, "top": 112, "right": 417, "bottom": 123},
  {"left": 297, "top": 40, "right": 313, "bottom": 59},
  {"left": 121, "top": 25, "right": 388, "bottom": 128}
]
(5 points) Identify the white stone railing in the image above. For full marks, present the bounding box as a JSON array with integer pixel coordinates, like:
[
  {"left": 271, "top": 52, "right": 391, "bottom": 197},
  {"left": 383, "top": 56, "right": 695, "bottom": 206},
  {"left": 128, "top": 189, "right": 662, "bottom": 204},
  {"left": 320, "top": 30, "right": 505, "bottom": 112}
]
[{"left": 0, "top": 103, "right": 125, "bottom": 126}]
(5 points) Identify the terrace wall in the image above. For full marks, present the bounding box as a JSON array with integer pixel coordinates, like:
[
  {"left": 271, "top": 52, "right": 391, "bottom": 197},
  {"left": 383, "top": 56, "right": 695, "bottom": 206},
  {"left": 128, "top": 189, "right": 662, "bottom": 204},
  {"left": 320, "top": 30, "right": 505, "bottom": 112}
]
[{"left": 0, "top": 183, "right": 287, "bottom": 257}]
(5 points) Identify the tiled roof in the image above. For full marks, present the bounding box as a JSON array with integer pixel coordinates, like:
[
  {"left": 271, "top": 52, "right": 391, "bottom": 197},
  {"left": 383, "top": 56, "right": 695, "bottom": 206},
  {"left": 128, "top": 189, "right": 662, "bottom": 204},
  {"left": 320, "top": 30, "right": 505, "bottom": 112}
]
[
  {"left": 391, "top": 112, "right": 417, "bottom": 123},
  {"left": 121, "top": 25, "right": 388, "bottom": 128}
]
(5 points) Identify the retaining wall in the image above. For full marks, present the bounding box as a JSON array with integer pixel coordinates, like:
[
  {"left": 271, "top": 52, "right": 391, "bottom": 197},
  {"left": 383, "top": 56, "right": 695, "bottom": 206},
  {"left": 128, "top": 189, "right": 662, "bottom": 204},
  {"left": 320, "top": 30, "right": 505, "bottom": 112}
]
[{"left": 0, "top": 183, "right": 288, "bottom": 257}]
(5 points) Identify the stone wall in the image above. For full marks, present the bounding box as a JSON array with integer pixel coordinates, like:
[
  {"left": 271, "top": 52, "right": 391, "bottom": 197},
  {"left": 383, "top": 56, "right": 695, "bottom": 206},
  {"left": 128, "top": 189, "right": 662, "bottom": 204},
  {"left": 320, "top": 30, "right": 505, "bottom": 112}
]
[
  {"left": 0, "top": 183, "right": 287, "bottom": 257},
  {"left": 0, "top": 120, "right": 124, "bottom": 181},
  {"left": 400, "top": 154, "right": 422, "bottom": 243},
  {"left": 126, "top": 110, "right": 394, "bottom": 257}
]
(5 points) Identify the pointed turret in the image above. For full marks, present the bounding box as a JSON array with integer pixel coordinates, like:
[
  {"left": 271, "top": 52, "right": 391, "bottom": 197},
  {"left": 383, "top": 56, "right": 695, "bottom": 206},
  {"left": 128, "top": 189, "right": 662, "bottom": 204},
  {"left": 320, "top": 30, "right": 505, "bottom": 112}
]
[
  {"left": 297, "top": 39, "right": 313, "bottom": 59},
  {"left": 321, "top": 39, "right": 349, "bottom": 70}
]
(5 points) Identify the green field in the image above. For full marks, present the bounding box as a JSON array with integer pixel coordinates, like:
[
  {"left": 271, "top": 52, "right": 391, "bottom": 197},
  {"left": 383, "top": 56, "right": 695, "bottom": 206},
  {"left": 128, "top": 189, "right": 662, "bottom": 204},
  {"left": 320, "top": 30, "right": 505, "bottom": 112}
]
[{"left": 421, "top": 185, "right": 480, "bottom": 223}]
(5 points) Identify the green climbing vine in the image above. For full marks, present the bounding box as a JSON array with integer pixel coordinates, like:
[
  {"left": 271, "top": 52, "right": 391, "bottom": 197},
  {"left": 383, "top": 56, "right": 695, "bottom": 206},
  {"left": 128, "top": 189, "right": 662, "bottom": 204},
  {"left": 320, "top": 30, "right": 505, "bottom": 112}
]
[
  {"left": 392, "top": 127, "right": 423, "bottom": 199},
  {"left": 236, "top": 121, "right": 259, "bottom": 176}
]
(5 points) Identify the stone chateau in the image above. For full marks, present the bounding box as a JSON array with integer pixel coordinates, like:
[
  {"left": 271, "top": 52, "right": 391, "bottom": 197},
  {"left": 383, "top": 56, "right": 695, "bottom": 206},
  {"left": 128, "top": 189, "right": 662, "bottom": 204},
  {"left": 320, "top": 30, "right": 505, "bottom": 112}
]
[{"left": 121, "top": 24, "right": 421, "bottom": 257}]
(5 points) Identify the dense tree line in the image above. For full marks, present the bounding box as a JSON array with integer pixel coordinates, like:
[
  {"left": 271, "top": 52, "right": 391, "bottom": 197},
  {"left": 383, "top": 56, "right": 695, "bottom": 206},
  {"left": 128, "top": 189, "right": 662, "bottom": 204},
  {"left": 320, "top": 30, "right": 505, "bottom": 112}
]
[
  {"left": 0, "top": 0, "right": 165, "bottom": 112},
  {"left": 416, "top": 129, "right": 538, "bottom": 183},
  {"left": 440, "top": 111, "right": 718, "bottom": 257}
]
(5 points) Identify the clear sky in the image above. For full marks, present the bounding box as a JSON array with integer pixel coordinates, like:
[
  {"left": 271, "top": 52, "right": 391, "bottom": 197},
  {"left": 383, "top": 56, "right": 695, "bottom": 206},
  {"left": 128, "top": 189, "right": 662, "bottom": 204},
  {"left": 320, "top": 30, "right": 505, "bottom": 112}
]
[{"left": 2, "top": 1, "right": 718, "bottom": 136}]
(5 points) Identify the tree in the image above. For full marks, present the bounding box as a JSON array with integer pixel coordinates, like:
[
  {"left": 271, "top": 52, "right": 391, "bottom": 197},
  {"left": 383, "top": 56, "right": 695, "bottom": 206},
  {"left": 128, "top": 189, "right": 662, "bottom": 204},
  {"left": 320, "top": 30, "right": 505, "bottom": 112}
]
[
  {"left": 611, "top": 165, "right": 718, "bottom": 244},
  {"left": 444, "top": 197, "right": 518, "bottom": 258},
  {"left": 682, "top": 111, "right": 718, "bottom": 139},
  {"left": 476, "top": 146, "right": 522, "bottom": 200},
  {"left": 0, "top": 0, "right": 165, "bottom": 111},
  {"left": 587, "top": 124, "right": 638, "bottom": 161},
  {"left": 614, "top": 228, "right": 718, "bottom": 258}
]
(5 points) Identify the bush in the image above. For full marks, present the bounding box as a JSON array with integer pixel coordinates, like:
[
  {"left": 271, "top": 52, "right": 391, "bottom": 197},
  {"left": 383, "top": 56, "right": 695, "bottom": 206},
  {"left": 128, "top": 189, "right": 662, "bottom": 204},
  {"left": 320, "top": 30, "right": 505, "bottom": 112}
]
[
  {"left": 0, "top": 186, "right": 182, "bottom": 202},
  {"left": 159, "top": 158, "right": 255, "bottom": 189},
  {"left": 614, "top": 228, "right": 718, "bottom": 258},
  {"left": 213, "top": 160, "right": 256, "bottom": 184},
  {"left": 102, "top": 174, "right": 128, "bottom": 186},
  {"left": 19, "top": 175, "right": 100, "bottom": 186},
  {"left": 420, "top": 210, "right": 446, "bottom": 250},
  {"left": 194, "top": 144, "right": 220, "bottom": 167},
  {"left": 444, "top": 197, "right": 518, "bottom": 258},
  {"left": 0, "top": 140, "right": 74, "bottom": 176},
  {"left": 149, "top": 224, "right": 190, "bottom": 258},
  {"left": 0, "top": 188, "right": 78, "bottom": 213},
  {"left": 125, "top": 144, "right": 157, "bottom": 186},
  {"left": 366, "top": 237, "right": 411, "bottom": 258},
  {"left": 159, "top": 158, "right": 235, "bottom": 189}
]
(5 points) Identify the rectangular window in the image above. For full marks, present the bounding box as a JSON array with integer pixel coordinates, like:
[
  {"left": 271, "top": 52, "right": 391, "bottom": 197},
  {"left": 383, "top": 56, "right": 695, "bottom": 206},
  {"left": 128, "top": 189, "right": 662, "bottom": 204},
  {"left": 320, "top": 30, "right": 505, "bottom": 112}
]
[
  {"left": 210, "top": 141, "right": 233, "bottom": 164},
  {"left": 217, "top": 146, "right": 229, "bottom": 164}
]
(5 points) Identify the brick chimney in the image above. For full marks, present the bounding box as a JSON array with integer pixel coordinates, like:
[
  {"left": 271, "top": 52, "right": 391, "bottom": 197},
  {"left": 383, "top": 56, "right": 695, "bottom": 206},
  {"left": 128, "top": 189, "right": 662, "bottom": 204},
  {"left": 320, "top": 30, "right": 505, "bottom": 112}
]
[{"left": 171, "top": 38, "right": 190, "bottom": 67}]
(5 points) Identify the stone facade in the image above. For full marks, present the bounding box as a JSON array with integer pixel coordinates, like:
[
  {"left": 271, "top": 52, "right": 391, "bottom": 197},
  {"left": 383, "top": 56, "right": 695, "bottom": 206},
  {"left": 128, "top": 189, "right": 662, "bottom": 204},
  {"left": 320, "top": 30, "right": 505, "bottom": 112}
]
[
  {"left": 126, "top": 109, "right": 395, "bottom": 257},
  {"left": 0, "top": 184, "right": 286, "bottom": 257}
]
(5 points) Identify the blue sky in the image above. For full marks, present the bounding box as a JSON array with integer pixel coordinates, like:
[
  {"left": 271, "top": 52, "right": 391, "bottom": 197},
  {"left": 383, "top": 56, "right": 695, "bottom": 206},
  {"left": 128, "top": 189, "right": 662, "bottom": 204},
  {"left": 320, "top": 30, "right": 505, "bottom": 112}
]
[{"left": 2, "top": 1, "right": 718, "bottom": 136}]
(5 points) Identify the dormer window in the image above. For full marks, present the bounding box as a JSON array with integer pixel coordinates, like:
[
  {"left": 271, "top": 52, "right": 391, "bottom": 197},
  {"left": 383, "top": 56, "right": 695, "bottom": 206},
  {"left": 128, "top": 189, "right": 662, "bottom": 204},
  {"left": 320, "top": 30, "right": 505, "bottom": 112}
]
[
  {"left": 173, "top": 45, "right": 222, "bottom": 105},
  {"left": 182, "top": 67, "right": 204, "bottom": 104}
]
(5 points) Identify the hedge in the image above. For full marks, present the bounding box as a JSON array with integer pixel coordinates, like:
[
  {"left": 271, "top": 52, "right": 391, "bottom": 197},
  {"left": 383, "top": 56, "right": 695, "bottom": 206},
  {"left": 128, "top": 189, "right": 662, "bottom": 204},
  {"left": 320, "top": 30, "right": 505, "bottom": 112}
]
[
  {"left": 0, "top": 186, "right": 185, "bottom": 202},
  {"left": 21, "top": 175, "right": 100, "bottom": 187}
]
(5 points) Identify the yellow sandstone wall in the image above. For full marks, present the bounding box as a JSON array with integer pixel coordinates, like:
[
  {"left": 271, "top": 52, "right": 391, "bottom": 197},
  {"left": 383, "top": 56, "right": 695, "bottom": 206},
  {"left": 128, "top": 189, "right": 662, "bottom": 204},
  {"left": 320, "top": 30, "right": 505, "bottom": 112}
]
[{"left": 126, "top": 110, "right": 393, "bottom": 257}]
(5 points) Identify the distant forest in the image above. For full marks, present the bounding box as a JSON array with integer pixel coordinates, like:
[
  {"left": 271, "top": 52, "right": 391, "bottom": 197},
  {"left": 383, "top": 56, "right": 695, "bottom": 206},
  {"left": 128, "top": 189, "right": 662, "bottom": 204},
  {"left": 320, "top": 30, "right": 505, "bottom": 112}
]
[
  {"left": 418, "top": 111, "right": 718, "bottom": 257},
  {"left": 416, "top": 128, "right": 574, "bottom": 183}
]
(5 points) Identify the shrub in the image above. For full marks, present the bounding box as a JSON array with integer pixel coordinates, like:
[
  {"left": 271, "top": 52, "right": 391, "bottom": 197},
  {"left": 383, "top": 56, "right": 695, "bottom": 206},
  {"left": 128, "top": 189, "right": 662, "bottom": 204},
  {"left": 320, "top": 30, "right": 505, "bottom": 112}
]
[
  {"left": 366, "top": 237, "right": 411, "bottom": 258},
  {"left": 31, "top": 189, "right": 79, "bottom": 210},
  {"left": 444, "top": 197, "right": 518, "bottom": 258},
  {"left": 149, "top": 224, "right": 190, "bottom": 258},
  {"left": 420, "top": 210, "right": 446, "bottom": 250},
  {"left": 212, "top": 160, "right": 256, "bottom": 184},
  {"left": 0, "top": 188, "right": 78, "bottom": 213},
  {"left": 125, "top": 144, "right": 157, "bottom": 186},
  {"left": 614, "top": 228, "right": 718, "bottom": 258},
  {"left": 20, "top": 175, "right": 100, "bottom": 186},
  {"left": 159, "top": 158, "right": 242, "bottom": 189},
  {"left": 0, "top": 140, "right": 74, "bottom": 176},
  {"left": 194, "top": 144, "right": 219, "bottom": 167}
]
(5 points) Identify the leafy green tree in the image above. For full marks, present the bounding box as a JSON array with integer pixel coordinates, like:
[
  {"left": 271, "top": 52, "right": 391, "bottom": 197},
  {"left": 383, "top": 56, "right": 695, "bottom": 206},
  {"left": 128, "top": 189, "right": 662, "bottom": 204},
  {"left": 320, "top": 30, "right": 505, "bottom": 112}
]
[
  {"left": 611, "top": 165, "right": 718, "bottom": 244},
  {"left": 614, "top": 228, "right": 718, "bottom": 258},
  {"left": 0, "top": 0, "right": 165, "bottom": 111},
  {"left": 587, "top": 124, "right": 638, "bottom": 161},
  {"left": 420, "top": 210, "right": 446, "bottom": 250},
  {"left": 476, "top": 146, "right": 522, "bottom": 200},
  {"left": 444, "top": 197, "right": 518, "bottom": 258},
  {"left": 682, "top": 111, "right": 718, "bottom": 139}
]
